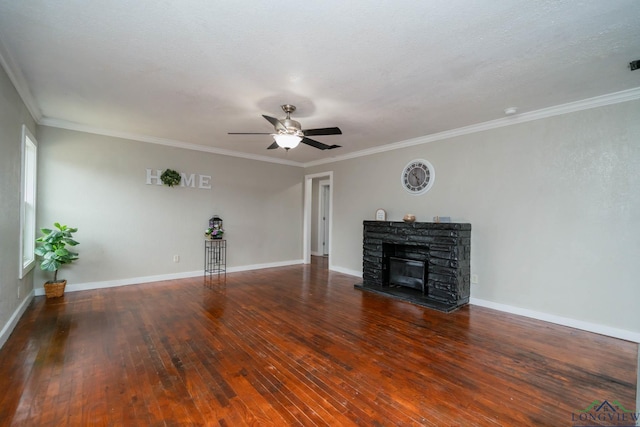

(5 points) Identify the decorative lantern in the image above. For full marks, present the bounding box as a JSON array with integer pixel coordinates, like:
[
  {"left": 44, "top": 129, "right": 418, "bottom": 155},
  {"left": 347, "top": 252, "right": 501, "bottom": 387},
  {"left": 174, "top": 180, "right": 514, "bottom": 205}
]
[{"left": 207, "top": 216, "right": 224, "bottom": 239}]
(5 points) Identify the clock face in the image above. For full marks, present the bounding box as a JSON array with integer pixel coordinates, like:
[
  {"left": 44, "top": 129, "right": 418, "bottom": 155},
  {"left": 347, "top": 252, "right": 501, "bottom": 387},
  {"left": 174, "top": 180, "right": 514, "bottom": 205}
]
[{"left": 401, "top": 159, "right": 434, "bottom": 195}]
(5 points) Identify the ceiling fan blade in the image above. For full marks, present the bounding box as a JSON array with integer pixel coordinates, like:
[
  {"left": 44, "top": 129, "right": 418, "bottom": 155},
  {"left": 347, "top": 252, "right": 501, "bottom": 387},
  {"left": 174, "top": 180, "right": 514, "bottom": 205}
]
[
  {"left": 302, "top": 127, "right": 342, "bottom": 136},
  {"left": 262, "top": 115, "right": 287, "bottom": 132},
  {"left": 301, "top": 137, "right": 340, "bottom": 150},
  {"left": 267, "top": 141, "right": 279, "bottom": 150},
  {"left": 228, "top": 132, "right": 271, "bottom": 135}
]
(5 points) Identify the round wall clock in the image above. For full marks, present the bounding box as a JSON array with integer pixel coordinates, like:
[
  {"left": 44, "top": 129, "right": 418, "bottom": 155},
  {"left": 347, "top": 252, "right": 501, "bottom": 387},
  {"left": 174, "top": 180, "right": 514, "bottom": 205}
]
[{"left": 401, "top": 159, "right": 435, "bottom": 195}]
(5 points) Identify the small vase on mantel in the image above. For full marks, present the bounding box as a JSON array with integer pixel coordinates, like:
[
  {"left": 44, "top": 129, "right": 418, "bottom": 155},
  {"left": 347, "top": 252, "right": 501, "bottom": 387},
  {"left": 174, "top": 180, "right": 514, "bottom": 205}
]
[{"left": 403, "top": 214, "right": 416, "bottom": 223}]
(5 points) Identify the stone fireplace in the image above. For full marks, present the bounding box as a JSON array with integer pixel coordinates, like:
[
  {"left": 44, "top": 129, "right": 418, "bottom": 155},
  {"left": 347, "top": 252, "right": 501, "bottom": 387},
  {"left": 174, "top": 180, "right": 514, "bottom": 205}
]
[{"left": 355, "top": 221, "right": 471, "bottom": 312}]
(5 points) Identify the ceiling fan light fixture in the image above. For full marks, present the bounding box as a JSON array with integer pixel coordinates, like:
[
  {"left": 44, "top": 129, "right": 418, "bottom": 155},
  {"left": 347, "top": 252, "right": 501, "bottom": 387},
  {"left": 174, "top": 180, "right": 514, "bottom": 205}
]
[
  {"left": 229, "top": 104, "right": 342, "bottom": 151},
  {"left": 273, "top": 133, "right": 302, "bottom": 149}
]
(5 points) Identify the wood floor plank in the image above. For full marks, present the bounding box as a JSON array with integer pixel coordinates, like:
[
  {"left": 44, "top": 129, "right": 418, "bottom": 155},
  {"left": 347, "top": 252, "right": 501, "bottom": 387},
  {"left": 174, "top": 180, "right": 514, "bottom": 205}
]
[{"left": 0, "top": 257, "right": 636, "bottom": 426}]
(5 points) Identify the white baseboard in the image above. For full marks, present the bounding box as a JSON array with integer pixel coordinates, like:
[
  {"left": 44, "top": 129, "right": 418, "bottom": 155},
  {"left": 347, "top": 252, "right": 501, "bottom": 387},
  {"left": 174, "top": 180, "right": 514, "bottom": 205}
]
[
  {"left": 470, "top": 297, "right": 640, "bottom": 343},
  {"left": 637, "top": 352, "right": 640, "bottom": 426},
  {"left": 34, "top": 270, "right": 204, "bottom": 296},
  {"left": 334, "top": 274, "right": 639, "bottom": 342},
  {"left": 329, "top": 265, "right": 362, "bottom": 278},
  {"left": 229, "top": 259, "right": 304, "bottom": 272},
  {"left": 0, "top": 290, "right": 35, "bottom": 349},
  {"left": 33, "top": 259, "right": 305, "bottom": 296}
]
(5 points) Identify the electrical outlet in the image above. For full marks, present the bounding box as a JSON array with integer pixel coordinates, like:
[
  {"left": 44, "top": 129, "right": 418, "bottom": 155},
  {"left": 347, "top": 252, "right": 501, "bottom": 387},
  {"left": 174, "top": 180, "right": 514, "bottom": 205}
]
[
  {"left": 471, "top": 274, "right": 479, "bottom": 284},
  {"left": 173, "top": 255, "right": 180, "bottom": 263}
]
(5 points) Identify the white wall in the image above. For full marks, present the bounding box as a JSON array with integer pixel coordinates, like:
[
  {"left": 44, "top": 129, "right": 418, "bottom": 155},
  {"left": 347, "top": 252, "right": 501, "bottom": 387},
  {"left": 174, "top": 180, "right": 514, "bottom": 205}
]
[
  {"left": 306, "top": 99, "right": 640, "bottom": 336},
  {"left": 0, "top": 63, "right": 37, "bottom": 347},
  {"left": 35, "top": 126, "right": 304, "bottom": 288}
]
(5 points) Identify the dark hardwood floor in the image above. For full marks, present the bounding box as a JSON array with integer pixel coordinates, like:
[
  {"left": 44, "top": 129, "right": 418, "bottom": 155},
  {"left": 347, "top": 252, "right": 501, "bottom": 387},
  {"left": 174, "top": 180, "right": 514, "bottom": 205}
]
[{"left": 0, "top": 257, "right": 636, "bottom": 426}]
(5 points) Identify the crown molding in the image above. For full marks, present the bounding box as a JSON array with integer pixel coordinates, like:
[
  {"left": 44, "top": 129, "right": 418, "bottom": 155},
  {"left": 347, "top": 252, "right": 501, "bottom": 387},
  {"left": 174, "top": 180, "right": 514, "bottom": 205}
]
[
  {"left": 0, "top": 39, "right": 42, "bottom": 122},
  {"left": 303, "top": 87, "right": 640, "bottom": 168},
  {"left": 14, "top": 59, "right": 639, "bottom": 170},
  {"left": 38, "top": 117, "right": 304, "bottom": 167}
]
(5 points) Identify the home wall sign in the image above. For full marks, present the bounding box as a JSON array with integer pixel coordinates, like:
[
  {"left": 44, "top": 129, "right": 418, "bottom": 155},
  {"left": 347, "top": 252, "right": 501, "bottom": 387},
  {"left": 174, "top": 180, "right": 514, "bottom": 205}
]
[{"left": 145, "top": 169, "right": 212, "bottom": 190}]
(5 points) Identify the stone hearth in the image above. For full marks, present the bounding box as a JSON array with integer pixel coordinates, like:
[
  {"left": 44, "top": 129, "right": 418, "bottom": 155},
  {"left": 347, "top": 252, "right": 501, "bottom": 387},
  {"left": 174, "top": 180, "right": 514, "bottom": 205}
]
[{"left": 355, "top": 221, "right": 471, "bottom": 312}]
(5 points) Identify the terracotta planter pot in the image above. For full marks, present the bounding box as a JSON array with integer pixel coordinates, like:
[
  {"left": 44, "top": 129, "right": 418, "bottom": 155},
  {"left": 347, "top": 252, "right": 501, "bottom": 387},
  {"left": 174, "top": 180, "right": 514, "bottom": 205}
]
[{"left": 44, "top": 280, "right": 67, "bottom": 298}]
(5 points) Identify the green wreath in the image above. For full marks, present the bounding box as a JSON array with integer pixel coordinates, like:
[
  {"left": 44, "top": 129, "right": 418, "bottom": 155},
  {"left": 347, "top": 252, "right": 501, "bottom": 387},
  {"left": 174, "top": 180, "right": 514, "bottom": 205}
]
[{"left": 160, "top": 169, "right": 181, "bottom": 187}]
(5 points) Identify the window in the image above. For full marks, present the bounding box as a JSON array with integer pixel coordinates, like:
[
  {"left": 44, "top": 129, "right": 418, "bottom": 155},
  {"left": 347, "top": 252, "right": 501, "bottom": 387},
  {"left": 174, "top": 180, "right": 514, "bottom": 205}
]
[{"left": 19, "top": 125, "right": 37, "bottom": 279}]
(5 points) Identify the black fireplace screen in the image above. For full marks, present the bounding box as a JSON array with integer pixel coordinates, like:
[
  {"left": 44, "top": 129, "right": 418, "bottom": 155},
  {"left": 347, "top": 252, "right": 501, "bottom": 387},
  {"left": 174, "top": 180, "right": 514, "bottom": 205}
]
[{"left": 388, "top": 257, "right": 426, "bottom": 293}]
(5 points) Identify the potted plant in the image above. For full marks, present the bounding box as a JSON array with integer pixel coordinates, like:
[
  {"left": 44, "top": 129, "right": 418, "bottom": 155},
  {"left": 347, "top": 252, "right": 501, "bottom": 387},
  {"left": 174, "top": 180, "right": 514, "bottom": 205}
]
[
  {"left": 205, "top": 225, "right": 224, "bottom": 239},
  {"left": 34, "top": 222, "right": 79, "bottom": 298}
]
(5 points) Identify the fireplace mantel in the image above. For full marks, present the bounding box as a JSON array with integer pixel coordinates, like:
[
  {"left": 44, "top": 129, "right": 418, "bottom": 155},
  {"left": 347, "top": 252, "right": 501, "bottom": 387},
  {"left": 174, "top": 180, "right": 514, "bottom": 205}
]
[{"left": 355, "top": 221, "right": 471, "bottom": 312}]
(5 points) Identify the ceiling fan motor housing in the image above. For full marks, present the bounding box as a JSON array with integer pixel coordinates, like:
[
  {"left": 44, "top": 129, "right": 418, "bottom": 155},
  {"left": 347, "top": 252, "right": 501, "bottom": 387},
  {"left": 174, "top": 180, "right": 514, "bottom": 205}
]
[
  {"left": 279, "top": 105, "right": 303, "bottom": 135},
  {"left": 281, "top": 118, "right": 303, "bottom": 135}
]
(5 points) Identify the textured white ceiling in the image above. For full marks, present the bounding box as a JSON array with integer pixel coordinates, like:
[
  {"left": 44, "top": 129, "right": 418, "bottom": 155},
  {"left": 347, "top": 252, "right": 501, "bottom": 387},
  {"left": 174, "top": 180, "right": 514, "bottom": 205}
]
[{"left": 0, "top": 0, "right": 639, "bottom": 164}]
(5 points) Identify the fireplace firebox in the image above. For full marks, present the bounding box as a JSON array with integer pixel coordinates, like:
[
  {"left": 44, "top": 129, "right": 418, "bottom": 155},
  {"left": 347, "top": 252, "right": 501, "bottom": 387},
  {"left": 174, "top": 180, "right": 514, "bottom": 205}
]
[
  {"left": 388, "top": 257, "right": 426, "bottom": 293},
  {"left": 355, "top": 221, "right": 471, "bottom": 312}
]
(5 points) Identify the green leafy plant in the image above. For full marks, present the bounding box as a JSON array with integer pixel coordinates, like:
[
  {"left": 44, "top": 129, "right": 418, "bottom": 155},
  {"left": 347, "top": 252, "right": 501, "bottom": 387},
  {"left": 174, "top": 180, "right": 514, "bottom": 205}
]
[
  {"left": 205, "top": 226, "right": 224, "bottom": 239},
  {"left": 161, "top": 169, "right": 181, "bottom": 187},
  {"left": 34, "top": 222, "right": 79, "bottom": 283}
]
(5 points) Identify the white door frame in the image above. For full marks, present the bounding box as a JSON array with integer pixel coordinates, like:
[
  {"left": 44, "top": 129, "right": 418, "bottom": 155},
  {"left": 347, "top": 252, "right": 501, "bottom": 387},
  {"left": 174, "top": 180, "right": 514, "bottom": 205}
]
[
  {"left": 318, "top": 179, "right": 330, "bottom": 256},
  {"left": 303, "top": 171, "right": 333, "bottom": 266}
]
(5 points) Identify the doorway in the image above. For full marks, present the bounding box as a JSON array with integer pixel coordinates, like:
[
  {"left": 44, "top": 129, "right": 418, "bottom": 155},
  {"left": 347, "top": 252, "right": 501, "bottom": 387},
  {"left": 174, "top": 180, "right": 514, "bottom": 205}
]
[
  {"left": 318, "top": 179, "right": 330, "bottom": 257},
  {"left": 303, "top": 172, "right": 333, "bottom": 269}
]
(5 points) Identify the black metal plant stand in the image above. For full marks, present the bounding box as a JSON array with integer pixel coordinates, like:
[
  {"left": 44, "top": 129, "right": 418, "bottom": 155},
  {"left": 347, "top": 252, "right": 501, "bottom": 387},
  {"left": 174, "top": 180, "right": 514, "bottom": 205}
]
[{"left": 204, "top": 239, "right": 226, "bottom": 277}]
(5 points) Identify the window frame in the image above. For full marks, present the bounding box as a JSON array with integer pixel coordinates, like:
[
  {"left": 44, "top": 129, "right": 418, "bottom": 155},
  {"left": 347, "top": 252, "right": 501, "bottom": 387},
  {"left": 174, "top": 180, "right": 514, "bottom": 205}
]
[{"left": 18, "top": 125, "right": 37, "bottom": 279}]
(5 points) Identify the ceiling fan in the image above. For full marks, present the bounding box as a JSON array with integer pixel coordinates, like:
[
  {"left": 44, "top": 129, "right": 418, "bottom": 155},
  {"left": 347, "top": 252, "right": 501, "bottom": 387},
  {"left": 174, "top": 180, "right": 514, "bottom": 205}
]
[{"left": 229, "top": 104, "right": 342, "bottom": 151}]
